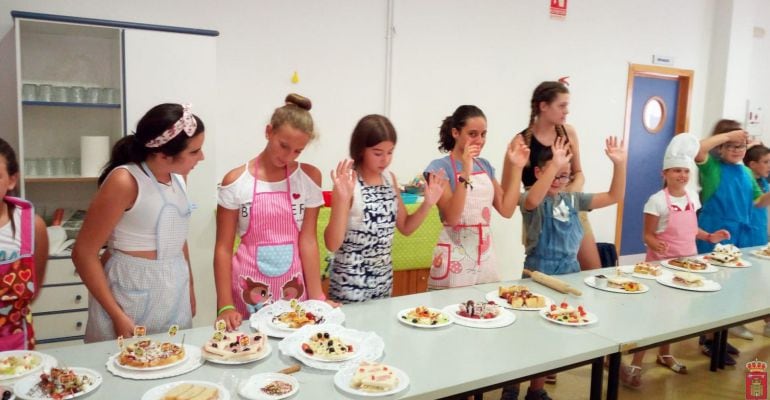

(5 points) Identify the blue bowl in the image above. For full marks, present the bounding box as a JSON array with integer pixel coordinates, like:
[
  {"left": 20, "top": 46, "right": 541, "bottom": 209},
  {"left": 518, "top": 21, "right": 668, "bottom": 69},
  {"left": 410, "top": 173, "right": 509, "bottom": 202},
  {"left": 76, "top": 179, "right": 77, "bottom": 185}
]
[{"left": 401, "top": 192, "right": 420, "bottom": 204}]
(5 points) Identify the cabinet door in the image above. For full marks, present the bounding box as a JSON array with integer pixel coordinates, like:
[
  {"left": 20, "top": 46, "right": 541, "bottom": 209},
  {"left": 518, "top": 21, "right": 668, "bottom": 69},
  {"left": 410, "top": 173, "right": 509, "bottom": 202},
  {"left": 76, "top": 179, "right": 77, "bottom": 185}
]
[{"left": 123, "top": 29, "right": 217, "bottom": 327}]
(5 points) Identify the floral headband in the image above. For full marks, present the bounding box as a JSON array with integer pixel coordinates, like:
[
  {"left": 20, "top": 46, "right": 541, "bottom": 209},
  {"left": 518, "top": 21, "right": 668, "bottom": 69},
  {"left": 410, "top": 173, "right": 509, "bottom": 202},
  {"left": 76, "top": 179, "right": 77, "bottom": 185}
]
[{"left": 145, "top": 104, "right": 197, "bottom": 148}]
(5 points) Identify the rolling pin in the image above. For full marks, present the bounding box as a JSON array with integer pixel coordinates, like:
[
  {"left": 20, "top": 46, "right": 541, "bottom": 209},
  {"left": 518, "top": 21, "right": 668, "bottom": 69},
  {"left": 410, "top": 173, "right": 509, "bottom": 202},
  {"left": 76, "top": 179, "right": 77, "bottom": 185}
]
[{"left": 523, "top": 269, "right": 582, "bottom": 296}]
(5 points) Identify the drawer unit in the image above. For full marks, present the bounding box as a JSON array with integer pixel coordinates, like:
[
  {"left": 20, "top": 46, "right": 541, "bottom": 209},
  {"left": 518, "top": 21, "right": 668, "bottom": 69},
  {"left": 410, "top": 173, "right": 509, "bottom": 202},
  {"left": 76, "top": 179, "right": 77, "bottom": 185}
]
[
  {"left": 32, "top": 284, "right": 88, "bottom": 313},
  {"left": 42, "top": 257, "right": 81, "bottom": 285},
  {"left": 33, "top": 310, "right": 88, "bottom": 341}
]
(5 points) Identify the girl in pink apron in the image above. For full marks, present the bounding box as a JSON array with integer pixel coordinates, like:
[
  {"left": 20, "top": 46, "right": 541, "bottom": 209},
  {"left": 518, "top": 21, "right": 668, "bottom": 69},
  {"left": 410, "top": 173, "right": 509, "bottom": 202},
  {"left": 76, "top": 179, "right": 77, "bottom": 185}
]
[
  {"left": 621, "top": 133, "right": 729, "bottom": 387},
  {"left": 0, "top": 139, "right": 48, "bottom": 350},
  {"left": 425, "top": 105, "right": 529, "bottom": 289},
  {"left": 214, "top": 94, "right": 327, "bottom": 331},
  {"left": 73, "top": 104, "right": 205, "bottom": 342}
]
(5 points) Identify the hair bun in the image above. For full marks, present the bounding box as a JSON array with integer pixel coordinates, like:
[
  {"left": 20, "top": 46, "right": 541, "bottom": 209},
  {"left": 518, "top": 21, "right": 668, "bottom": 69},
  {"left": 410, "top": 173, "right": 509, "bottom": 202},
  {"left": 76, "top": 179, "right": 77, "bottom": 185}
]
[{"left": 285, "top": 93, "right": 312, "bottom": 111}]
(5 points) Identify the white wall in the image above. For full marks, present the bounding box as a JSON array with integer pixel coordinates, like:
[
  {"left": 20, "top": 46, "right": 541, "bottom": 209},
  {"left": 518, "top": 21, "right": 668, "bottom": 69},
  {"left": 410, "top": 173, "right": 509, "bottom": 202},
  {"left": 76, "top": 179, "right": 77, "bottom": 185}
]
[{"left": 749, "top": 0, "right": 770, "bottom": 142}]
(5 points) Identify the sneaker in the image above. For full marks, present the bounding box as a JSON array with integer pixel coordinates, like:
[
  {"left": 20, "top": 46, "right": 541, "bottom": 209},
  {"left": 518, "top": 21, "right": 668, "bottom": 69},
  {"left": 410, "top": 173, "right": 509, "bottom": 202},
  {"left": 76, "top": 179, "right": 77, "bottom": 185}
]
[
  {"left": 500, "top": 385, "right": 520, "bottom": 400},
  {"left": 524, "top": 389, "right": 553, "bottom": 400},
  {"left": 729, "top": 325, "right": 754, "bottom": 340}
]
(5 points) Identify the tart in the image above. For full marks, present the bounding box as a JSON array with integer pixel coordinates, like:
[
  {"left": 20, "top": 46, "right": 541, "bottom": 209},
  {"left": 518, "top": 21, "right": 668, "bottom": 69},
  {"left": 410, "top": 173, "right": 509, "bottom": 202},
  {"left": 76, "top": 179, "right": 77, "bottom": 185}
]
[
  {"left": 117, "top": 339, "right": 185, "bottom": 368},
  {"left": 350, "top": 361, "right": 399, "bottom": 392}
]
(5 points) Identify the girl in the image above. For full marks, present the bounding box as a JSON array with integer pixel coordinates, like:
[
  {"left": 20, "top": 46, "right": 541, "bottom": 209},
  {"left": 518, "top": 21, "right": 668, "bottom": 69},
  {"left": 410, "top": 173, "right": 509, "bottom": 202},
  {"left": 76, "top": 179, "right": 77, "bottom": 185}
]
[
  {"left": 425, "top": 105, "right": 529, "bottom": 289},
  {"left": 518, "top": 81, "right": 601, "bottom": 270},
  {"left": 324, "top": 115, "right": 446, "bottom": 303},
  {"left": 0, "top": 138, "right": 48, "bottom": 350},
  {"left": 620, "top": 133, "right": 729, "bottom": 387},
  {"left": 73, "top": 103, "right": 205, "bottom": 342},
  {"left": 215, "top": 94, "right": 326, "bottom": 331}
]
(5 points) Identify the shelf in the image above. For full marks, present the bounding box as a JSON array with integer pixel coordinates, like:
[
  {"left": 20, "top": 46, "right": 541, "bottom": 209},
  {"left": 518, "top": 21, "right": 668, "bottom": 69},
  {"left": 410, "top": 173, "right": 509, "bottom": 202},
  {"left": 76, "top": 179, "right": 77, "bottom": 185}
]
[
  {"left": 25, "top": 176, "right": 98, "bottom": 183},
  {"left": 22, "top": 101, "right": 120, "bottom": 109}
]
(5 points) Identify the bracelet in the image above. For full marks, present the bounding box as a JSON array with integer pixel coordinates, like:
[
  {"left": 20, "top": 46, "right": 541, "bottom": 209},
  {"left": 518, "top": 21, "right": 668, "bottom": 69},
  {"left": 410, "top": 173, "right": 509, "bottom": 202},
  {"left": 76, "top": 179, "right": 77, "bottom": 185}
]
[
  {"left": 458, "top": 176, "right": 473, "bottom": 190},
  {"left": 217, "top": 305, "right": 235, "bottom": 316}
]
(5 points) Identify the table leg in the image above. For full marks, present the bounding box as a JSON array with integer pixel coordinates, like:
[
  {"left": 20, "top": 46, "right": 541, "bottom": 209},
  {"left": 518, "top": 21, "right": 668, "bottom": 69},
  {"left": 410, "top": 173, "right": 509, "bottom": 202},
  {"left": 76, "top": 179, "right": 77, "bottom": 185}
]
[
  {"left": 606, "top": 353, "right": 620, "bottom": 400},
  {"left": 710, "top": 330, "right": 721, "bottom": 372},
  {"left": 718, "top": 329, "right": 728, "bottom": 369},
  {"left": 590, "top": 357, "right": 603, "bottom": 400}
]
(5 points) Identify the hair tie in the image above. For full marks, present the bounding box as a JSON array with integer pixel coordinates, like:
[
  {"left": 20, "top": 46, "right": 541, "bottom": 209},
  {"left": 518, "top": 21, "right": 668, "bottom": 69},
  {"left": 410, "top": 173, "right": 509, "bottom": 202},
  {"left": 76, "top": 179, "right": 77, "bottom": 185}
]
[{"left": 145, "top": 104, "right": 197, "bottom": 148}]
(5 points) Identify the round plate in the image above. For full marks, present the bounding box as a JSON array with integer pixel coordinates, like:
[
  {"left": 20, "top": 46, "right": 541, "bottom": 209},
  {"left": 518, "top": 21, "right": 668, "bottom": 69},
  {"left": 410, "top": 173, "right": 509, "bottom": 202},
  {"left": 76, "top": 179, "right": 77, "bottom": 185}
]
[
  {"left": 13, "top": 367, "right": 102, "bottom": 400},
  {"left": 105, "top": 345, "right": 203, "bottom": 380},
  {"left": 484, "top": 290, "right": 552, "bottom": 311},
  {"left": 396, "top": 308, "right": 451, "bottom": 329},
  {"left": 0, "top": 351, "right": 45, "bottom": 381},
  {"left": 203, "top": 342, "right": 272, "bottom": 365},
  {"left": 238, "top": 373, "right": 299, "bottom": 400},
  {"left": 278, "top": 324, "right": 384, "bottom": 372},
  {"left": 141, "top": 380, "right": 230, "bottom": 400},
  {"left": 296, "top": 337, "right": 360, "bottom": 362},
  {"left": 113, "top": 344, "right": 187, "bottom": 371},
  {"left": 539, "top": 308, "right": 598, "bottom": 327},
  {"left": 750, "top": 249, "right": 770, "bottom": 260},
  {"left": 661, "top": 258, "right": 718, "bottom": 273},
  {"left": 703, "top": 255, "right": 752, "bottom": 268},
  {"left": 445, "top": 302, "right": 504, "bottom": 323},
  {"left": 656, "top": 274, "right": 721, "bottom": 292},
  {"left": 441, "top": 305, "right": 516, "bottom": 329},
  {"left": 583, "top": 276, "right": 649, "bottom": 294},
  {"left": 251, "top": 300, "right": 345, "bottom": 338},
  {"left": 616, "top": 265, "right": 671, "bottom": 280},
  {"left": 333, "top": 363, "right": 410, "bottom": 397}
]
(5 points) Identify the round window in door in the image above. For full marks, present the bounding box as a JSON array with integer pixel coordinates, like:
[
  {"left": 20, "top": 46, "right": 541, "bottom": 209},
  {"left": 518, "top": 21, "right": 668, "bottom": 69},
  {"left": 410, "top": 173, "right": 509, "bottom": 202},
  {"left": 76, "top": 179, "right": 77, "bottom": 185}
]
[{"left": 642, "top": 96, "right": 667, "bottom": 134}]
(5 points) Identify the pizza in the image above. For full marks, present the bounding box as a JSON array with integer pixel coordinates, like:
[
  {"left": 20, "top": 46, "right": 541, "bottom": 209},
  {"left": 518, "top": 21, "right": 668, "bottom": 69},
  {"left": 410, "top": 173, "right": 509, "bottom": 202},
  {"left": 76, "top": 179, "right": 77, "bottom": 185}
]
[{"left": 117, "top": 339, "right": 185, "bottom": 368}]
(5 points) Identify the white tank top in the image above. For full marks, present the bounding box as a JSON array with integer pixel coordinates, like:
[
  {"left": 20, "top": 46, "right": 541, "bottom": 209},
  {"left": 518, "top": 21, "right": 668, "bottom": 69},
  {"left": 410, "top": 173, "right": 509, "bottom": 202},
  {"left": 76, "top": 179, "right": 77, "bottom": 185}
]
[{"left": 108, "top": 163, "right": 189, "bottom": 251}]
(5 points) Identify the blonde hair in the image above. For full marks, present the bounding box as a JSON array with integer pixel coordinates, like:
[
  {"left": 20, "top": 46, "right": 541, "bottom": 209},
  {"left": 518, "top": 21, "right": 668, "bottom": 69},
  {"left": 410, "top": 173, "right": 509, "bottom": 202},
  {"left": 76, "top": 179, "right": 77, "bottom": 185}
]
[{"left": 270, "top": 93, "right": 316, "bottom": 140}]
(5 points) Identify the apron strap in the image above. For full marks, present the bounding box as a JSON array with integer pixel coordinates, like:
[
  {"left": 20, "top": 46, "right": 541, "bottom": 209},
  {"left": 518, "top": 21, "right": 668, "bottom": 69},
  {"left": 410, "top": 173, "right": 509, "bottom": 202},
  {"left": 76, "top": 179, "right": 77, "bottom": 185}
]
[{"left": 4, "top": 196, "right": 34, "bottom": 256}]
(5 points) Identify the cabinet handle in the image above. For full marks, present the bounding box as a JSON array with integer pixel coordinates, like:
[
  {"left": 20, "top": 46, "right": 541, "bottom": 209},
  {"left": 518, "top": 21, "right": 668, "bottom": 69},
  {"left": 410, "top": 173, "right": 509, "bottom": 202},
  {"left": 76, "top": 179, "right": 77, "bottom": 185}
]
[
  {"left": 75, "top": 295, "right": 82, "bottom": 302},
  {"left": 76, "top": 321, "right": 83, "bottom": 329}
]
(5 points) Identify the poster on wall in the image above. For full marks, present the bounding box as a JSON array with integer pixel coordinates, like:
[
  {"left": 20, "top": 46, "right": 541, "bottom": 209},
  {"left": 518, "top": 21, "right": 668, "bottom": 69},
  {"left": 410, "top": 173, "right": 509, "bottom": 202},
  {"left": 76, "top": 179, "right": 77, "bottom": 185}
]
[{"left": 550, "top": 0, "right": 568, "bottom": 19}]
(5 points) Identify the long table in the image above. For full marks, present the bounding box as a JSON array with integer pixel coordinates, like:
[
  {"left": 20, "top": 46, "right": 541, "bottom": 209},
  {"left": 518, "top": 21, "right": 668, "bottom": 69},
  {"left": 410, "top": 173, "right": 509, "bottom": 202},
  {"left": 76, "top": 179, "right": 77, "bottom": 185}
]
[{"left": 14, "top": 248, "right": 770, "bottom": 399}]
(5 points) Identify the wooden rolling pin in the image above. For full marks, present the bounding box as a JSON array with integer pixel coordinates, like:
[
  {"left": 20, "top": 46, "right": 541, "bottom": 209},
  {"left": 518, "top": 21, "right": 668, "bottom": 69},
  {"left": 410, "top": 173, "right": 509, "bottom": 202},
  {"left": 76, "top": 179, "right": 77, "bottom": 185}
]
[{"left": 523, "top": 269, "right": 582, "bottom": 296}]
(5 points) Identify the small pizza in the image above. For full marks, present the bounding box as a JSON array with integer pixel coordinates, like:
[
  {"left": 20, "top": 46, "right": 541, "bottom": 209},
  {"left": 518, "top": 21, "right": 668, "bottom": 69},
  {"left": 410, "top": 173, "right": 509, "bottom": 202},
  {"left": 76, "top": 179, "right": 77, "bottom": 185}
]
[
  {"left": 34, "top": 367, "right": 93, "bottom": 399},
  {"left": 203, "top": 332, "right": 266, "bottom": 361},
  {"left": 350, "top": 361, "right": 399, "bottom": 392},
  {"left": 300, "top": 331, "right": 354, "bottom": 361},
  {"left": 117, "top": 339, "right": 185, "bottom": 369}
]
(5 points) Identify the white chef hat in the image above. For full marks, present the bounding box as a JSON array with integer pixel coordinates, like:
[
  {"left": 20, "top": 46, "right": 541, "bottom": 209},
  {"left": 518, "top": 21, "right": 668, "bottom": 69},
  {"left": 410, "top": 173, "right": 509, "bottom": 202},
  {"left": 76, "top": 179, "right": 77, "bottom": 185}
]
[{"left": 663, "top": 132, "right": 700, "bottom": 170}]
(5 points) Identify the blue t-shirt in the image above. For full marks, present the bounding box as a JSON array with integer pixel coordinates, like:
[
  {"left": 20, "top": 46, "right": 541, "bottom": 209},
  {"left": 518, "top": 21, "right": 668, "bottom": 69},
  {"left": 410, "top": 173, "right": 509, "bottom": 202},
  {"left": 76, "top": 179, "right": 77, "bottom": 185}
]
[{"left": 425, "top": 156, "right": 496, "bottom": 191}]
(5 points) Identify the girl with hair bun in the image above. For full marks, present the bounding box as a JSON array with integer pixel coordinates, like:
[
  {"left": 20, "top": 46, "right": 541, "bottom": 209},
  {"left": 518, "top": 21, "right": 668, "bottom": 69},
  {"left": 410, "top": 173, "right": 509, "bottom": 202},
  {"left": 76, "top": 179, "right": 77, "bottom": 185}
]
[
  {"left": 73, "top": 103, "right": 206, "bottom": 342},
  {"left": 214, "top": 94, "right": 328, "bottom": 330}
]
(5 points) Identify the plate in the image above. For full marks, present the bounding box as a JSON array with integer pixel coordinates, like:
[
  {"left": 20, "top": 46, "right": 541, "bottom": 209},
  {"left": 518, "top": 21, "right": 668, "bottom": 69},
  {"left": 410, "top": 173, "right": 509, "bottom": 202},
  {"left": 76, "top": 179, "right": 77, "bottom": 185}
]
[
  {"left": 661, "top": 258, "right": 718, "bottom": 273},
  {"left": 583, "top": 276, "right": 649, "bottom": 294},
  {"left": 703, "top": 255, "right": 752, "bottom": 268},
  {"left": 141, "top": 380, "right": 230, "bottom": 400},
  {"left": 0, "top": 351, "right": 46, "bottom": 381},
  {"left": 238, "top": 373, "right": 299, "bottom": 400},
  {"left": 445, "top": 302, "right": 504, "bottom": 323},
  {"left": 278, "top": 324, "right": 384, "bottom": 371},
  {"left": 485, "top": 290, "right": 552, "bottom": 311},
  {"left": 13, "top": 367, "right": 102, "bottom": 400},
  {"left": 250, "top": 300, "right": 345, "bottom": 338},
  {"left": 202, "top": 342, "right": 272, "bottom": 365},
  {"left": 112, "top": 343, "right": 187, "bottom": 371},
  {"left": 441, "top": 305, "right": 516, "bottom": 329},
  {"left": 297, "top": 336, "right": 360, "bottom": 362},
  {"left": 539, "top": 308, "right": 598, "bottom": 327},
  {"left": 616, "top": 265, "right": 672, "bottom": 280},
  {"left": 105, "top": 345, "right": 203, "bottom": 380},
  {"left": 396, "top": 307, "right": 452, "bottom": 328},
  {"left": 750, "top": 249, "right": 770, "bottom": 260},
  {"left": 655, "top": 274, "right": 722, "bottom": 292},
  {"left": 333, "top": 363, "right": 410, "bottom": 397}
]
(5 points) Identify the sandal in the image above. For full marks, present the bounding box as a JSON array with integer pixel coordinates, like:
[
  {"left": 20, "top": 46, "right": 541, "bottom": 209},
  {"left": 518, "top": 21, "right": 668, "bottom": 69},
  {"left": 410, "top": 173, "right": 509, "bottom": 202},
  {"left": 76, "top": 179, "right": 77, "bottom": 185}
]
[
  {"left": 657, "top": 354, "right": 688, "bottom": 374},
  {"left": 619, "top": 364, "right": 642, "bottom": 388},
  {"left": 545, "top": 374, "right": 557, "bottom": 384}
]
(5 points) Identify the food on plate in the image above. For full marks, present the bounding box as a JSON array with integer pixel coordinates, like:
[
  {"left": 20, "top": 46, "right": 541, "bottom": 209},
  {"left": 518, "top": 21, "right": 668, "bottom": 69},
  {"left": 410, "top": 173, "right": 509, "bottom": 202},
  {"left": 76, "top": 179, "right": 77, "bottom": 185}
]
[
  {"left": 272, "top": 300, "right": 324, "bottom": 329},
  {"left": 606, "top": 276, "right": 641, "bottom": 292},
  {"left": 756, "top": 244, "right": 770, "bottom": 256},
  {"left": 633, "top": 262, "right": 662, "bottom": 276},
  {"left": 31, "top": 367, "right": 93, "bottom": 399},
  {"left": 301, "top": 331, "right": 354, "bottom": 361},
  {"left": 117, "top": 339, "right": 185, "bottom": 368},
  {"left": 350, "top": 361, "right": 399, "bottom": 392},
  {"left": 668, "top": 257, "right": 708, "bottom": 271},
  {"left": 705, "top": 243, "right": 745, "bottom": 265},
  {"left": 672, "top": 272, "right": 704, "bottom": 287},
  {"left": 544, "top": 302, "right": 590, "bottom": 324},
  {"left": 163, "top": 383, "right": 219, "bottom": 400},
  {"left": 498, "top": 285, "right": 547, "bottom": 308},
  {"left": 0, "top": 353, "right": 40, "bottom": 376},
  {"left": 261, "top": 380, "right": 294, "bottom": 396},
  {"left": 203, "top": 331, "right": 265, "bottom": 360},
  {"left": 401, "top": 306, "right": 449, "bottom": 325},
  {"left": 456, "top": 300, "right": 500, "bottom": 319}
]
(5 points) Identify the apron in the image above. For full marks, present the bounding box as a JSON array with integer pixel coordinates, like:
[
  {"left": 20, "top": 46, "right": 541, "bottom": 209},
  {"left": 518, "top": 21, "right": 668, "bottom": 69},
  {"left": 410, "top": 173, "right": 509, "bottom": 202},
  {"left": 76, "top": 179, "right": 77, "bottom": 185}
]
[
  {"left": 745, "top": 177, "right": 769, "bottom": 247},
  {"left": 524, "top": 193, "right": 582, "bottom": 275},
  {"left": 429, "top": 156, "right": 496, "bottom": 289},
  {"left": 645, "top": 189, "right": 698, "bottom": 261},
  {"left": 0, "top": 197, "right": 36, "bottom": 350},
  {"left": 697, "top": 162, "right": 754, "bottom": 253},
  {"left": 231, "top": 158, "right": 306, "bottom": 318},
  {"left": 329, "top": 173, "right": 396, "bottom": 303},
  {"left": 85, "top": 163, "right": 192, "bottom": 342}
]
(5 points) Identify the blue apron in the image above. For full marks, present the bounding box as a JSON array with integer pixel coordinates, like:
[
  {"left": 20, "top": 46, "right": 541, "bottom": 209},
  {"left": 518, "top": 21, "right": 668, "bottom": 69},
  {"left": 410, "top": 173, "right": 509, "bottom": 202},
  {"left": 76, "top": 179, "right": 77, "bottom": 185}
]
[
  {"left": 745, "top": 177, "right": 769, "bottom": 247},
  {"left": 524, "top": 193, "right": 582, "bottom": 275},
  {"left": 696, "top": 161, "right": 754, "bottom": 253}
]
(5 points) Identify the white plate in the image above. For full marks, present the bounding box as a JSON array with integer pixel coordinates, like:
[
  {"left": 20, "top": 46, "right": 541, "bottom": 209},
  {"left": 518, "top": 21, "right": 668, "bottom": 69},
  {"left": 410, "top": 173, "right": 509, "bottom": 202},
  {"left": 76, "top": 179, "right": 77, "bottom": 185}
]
[
  {"left": 250, "top": 300, "right": 345, "bottom": 338},
  {"left": 0, "top": 351, "right": 46, "bottom": 381},
  {"left": 583, "top": 276, "right": 649, "bottom": 294},
  {"left": 334, "top": 363, "right": 410, "bottom": 397},
  {"left": 112, "top": 343, "right": 187, "bottom": 371},
  {"left": 539, "top": 308, "right": 598, "bottom": 327},
  {"left": 278, "top": 324, "right": 384, "bottom": 371},
  {"left": 13, "top": 367, "right": 102, "bottom": 400},
  {"left": 202, "top": 341, "right": 272, "bottom": 365},
  {"left": 396, "top": 307, "right": 452, "bottom": 328},
  {"left": 105, "top": 345, "right": 203, "bottom": 380},
  {"left": 484, "top": 290, "right": 552, "bottom": 311},
  {"left": 238, "top": 373, "right": 299, "bottom": 400},
  {"left": 702, "top": 254, "right": 752, "bottom": 268},
  {"left": 616, "top": 265, "right": 672, "bottom": 280},
  {"left": 297, "top": 336, "right": 360, "bottom": 362},
  {"left": 444, "top": 302, "right": 505, "bottom": 323},
  {"left": 750, "top": 249, "right": 770, "bottom": 260},
  {"left": 661, "top": 258, "right": 718, "bottom": 273},
  {"left": 141, "top": 380, "right": 230, "bottom": 400},
  {"left": 441, "top": 305, "right": 516, "bottom": 329},
  {"left": 655, "top": 274, "right": 722, "bottom": 292}
]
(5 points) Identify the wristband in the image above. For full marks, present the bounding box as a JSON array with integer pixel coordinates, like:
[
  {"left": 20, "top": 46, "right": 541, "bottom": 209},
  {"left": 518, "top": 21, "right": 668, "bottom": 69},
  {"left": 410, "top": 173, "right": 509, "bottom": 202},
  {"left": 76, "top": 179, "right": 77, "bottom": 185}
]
[
  {"left": 217, "top": 305, "right": 235, "bottom": 316},
  {"left": 458, "top": 176, "right": 473, "bottom": 190}
]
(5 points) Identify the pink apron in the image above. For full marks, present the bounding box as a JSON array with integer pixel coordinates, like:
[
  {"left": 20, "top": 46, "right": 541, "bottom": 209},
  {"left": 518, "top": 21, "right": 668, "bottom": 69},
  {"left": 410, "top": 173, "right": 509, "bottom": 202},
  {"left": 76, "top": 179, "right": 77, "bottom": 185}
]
[
  {"left": 0, "top": 197, "right": 37, "bottom": 350},
  {"left": 645, "top": 188, "right": 698, "bottom": 262},
  {"left": 231, "top": 159, "right": 307, "bottom": 318},
  {"left": 429, "top": 156, "right": 497, "bottom": 289}
]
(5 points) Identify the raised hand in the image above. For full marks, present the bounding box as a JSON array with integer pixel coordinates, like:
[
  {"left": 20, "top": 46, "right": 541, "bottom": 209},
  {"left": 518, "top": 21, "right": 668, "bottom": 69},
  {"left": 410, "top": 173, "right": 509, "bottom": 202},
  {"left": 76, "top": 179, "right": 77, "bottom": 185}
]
[
  {"left": 604, "top": 136, "right": 626, "bottom": 164},
  {"left": 506, "top": 135, "right": 530, "bottom": 169},
  {"left": 462, "top": 143, "right": 481, "bottom": 171},
  {"left": 551, "top": 135, "right": 573, "bottom": 169},
  {"left": 423, "top": 169, "right": 448, "bottom": 206},
  {"left": 330, "top": 159, "right": 356, "bottom": 201}
]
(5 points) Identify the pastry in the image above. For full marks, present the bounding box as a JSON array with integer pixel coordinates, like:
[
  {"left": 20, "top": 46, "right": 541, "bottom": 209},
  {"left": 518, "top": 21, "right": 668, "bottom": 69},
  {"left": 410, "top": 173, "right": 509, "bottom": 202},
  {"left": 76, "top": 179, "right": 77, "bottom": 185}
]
[
  {"left": 117, "top": 339, "right": 185, "bottom": 368},
  {"left": 606, "top": 276, "right": 641, "bottom": 292},
  {"left": 301, "top": 331, "right": 354, "bottom": 361},
  {"left": 706, "top": 243, "right": 745, "bottom": 265},
  {"left": 203, "top": 332, "right": 265, "bottom": 361},
  {"left": 672, "top": 272, "right": 704, "bottom": 287},
  {"left": 498, "top": 285, "right": 546, "bottom": 308},
  {"left": 669, "top": 258, "right": 707, "bottom": 270},
  {"left": 456, "top": 300, "right": 500, "bottom": 319},
  {"left": 163, "top": 383, "right": 219, "bottom": 400},
  {"left": 633, "top": 262, "right": 662, "bottom": 276},
  {"left": 350, "top": 361, "right": 399, "bottom": 392}
]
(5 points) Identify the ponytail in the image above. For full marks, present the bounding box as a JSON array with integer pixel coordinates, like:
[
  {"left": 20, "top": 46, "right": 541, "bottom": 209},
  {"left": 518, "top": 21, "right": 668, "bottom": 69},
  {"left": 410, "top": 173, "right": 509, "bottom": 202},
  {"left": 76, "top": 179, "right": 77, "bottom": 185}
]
[{"left": 98, "top": 135, "right": 144, "bottom": 185}]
